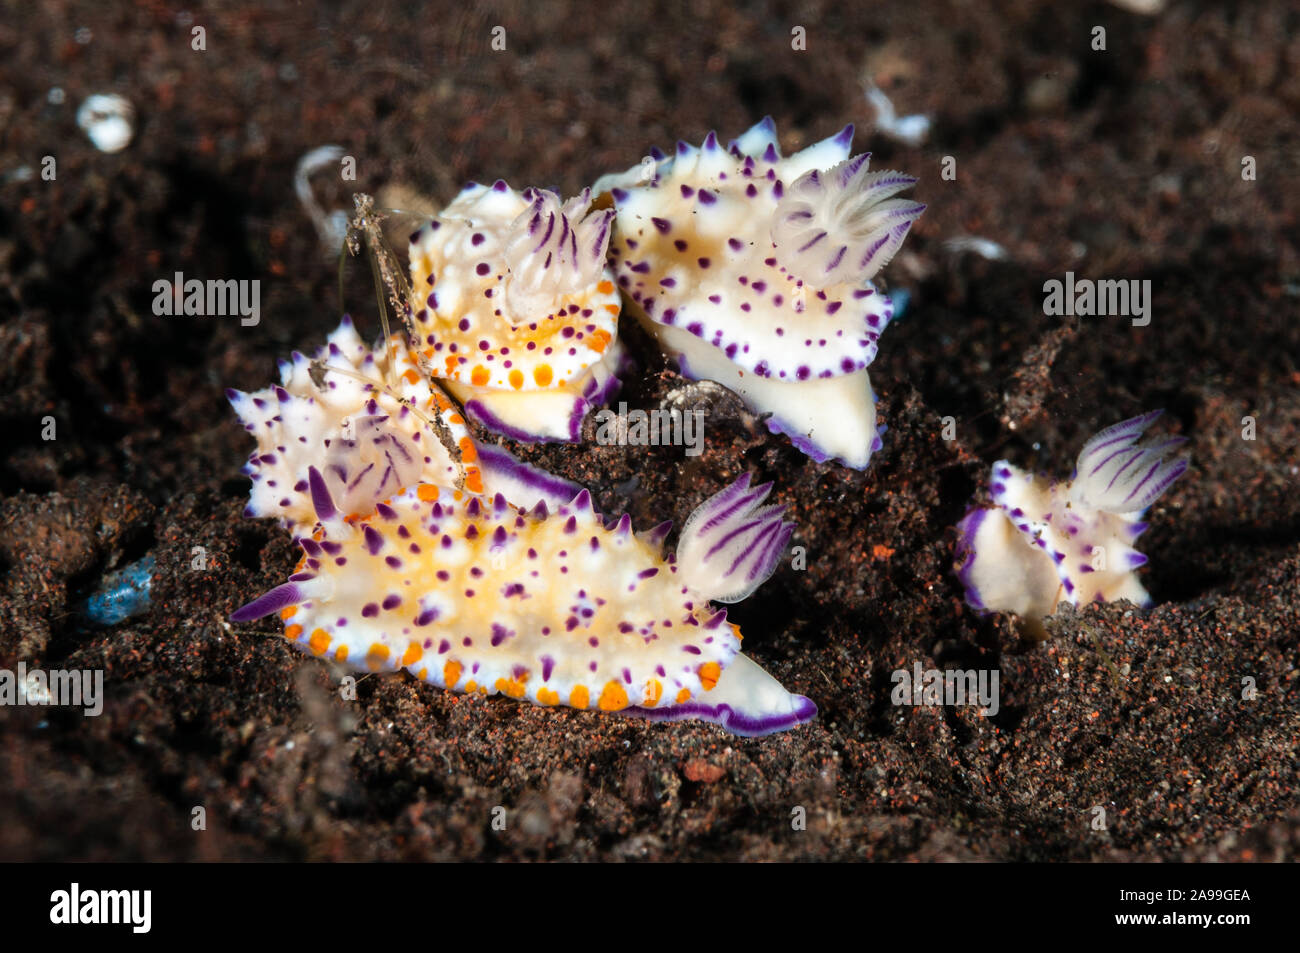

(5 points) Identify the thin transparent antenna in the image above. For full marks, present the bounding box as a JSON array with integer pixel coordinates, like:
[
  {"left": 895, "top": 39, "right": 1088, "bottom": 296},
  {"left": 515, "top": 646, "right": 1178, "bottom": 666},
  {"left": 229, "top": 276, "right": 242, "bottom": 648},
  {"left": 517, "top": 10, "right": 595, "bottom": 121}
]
[{"left": 347, "top": 193, "right": 420, "bottom": 391}]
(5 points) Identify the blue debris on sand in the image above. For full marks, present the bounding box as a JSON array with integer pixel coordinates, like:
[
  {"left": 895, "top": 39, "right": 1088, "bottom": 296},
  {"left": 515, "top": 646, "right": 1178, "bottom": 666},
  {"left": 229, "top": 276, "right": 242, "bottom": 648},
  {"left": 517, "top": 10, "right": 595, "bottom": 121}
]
[
  {"left": 887, "top": 288, "right": 910, "bottom": 322},
  {"left": 83, "top": 554, "right": 155, "bottom": 625}
]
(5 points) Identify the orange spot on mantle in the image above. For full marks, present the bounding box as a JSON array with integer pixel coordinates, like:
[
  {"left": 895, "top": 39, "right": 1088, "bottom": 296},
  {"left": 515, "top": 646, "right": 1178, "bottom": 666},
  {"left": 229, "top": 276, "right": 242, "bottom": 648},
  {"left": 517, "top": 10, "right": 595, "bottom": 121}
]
[
  {"left": 495, "top": 673, "right": 529, "bottom": 699},
  {"left": 309, "top": 628, "right": 331, "bottom": 655},
  {"left": 366, "top": 643, "right": 391, "bottom": 671},
  {"left": 698, "top": 661, "right": 721, "bottom": 691},
  {"left": 598, "top": 680, "right": 629, "bottom": 711}
]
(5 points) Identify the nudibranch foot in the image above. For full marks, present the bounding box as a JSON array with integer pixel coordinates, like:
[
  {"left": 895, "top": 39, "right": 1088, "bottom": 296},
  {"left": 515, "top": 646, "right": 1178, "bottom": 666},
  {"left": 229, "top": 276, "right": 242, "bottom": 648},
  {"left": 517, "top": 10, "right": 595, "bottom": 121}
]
[
  {"left": 954, "top": 411, "right": 1189, "bottom": 634},
  {"left": 407, "top": 180, "right": 625, "bottom": 443},
  {"left": 232, "top": 473, "right": 813, "bottom": 737},
  {"left": 596, "top": 117, "right": 921, "bottom": 469}
]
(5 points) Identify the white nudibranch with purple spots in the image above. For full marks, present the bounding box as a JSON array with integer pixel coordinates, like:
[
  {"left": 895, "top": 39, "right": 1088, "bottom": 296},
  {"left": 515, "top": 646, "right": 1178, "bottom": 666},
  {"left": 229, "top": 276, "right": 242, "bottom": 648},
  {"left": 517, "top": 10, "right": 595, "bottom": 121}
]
[
  {"left": 227, "top": 315, "right": 580, "bottom": 536},
  {"left": 954, "top": 411, "right": 1189, "bottom": 635},
  {"left": 594, "top": 117, "right": 925, "bottom": 469},
  {"left": 231, "top": 473, "right": 816, "bottom": 737},
  {"left": 406, "top": 180, "right": 628, "bottom": 443}
]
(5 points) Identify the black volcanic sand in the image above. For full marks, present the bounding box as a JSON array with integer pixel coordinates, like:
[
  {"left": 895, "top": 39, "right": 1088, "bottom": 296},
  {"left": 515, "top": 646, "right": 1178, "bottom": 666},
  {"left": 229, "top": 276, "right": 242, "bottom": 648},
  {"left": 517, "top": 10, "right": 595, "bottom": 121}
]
[{"left": 1, "top": 0, "right": 1297, "bottom": 861}]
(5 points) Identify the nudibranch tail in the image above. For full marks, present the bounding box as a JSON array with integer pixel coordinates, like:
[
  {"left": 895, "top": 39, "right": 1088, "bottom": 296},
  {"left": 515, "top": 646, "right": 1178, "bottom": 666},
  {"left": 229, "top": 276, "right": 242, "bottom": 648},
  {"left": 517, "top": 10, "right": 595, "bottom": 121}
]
[
  {"left": 628, "top": 653, "right": 816, "bottom": 737},
  {"left": 954, "top": 411, "right": 1189, "bottom": 633},
  {"left": 407, "top": 180, "right": 625, "bottom": 443},
  {"left": 597, "top": 116, "right": 919, "bottom": 469},
  {"left": 676, "top": 473, "right": 795, "bottom": 604},
  {"left": 231, "top": 474, "right": 814, "bottom": 737}
]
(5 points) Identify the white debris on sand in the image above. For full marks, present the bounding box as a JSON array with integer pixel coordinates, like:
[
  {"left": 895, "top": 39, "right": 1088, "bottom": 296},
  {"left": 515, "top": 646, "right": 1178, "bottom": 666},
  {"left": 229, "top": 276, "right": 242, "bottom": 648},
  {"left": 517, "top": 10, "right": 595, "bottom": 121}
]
[{"left": 76, "top": 94, "right": 135, "bottom": 153}]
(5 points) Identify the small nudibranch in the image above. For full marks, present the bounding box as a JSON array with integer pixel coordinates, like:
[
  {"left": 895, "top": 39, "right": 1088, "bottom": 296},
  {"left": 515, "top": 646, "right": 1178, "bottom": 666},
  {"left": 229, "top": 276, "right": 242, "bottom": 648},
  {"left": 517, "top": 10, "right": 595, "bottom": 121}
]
[
  {"left": 954, "top": 411, "right": 1189, "bottom": 635},
  {"left": 231, "top": 473, "right": 816, "bottom": 737},
  {"left": 593, "top": 117, "right": 925, "bottom": 469},
  {"left": 227, "top": 315, "right": 579, "bottom": 536},
  {"left": 407, "top": 180, "right": 629, "bottom": 443}
]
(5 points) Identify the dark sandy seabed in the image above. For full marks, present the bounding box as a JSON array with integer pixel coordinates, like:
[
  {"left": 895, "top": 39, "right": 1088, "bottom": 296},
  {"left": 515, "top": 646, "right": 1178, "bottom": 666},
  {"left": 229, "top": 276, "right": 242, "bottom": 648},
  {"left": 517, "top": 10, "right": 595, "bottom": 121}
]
[{"left": 0, "top": 0, "right": 1297, "bottom": 862}]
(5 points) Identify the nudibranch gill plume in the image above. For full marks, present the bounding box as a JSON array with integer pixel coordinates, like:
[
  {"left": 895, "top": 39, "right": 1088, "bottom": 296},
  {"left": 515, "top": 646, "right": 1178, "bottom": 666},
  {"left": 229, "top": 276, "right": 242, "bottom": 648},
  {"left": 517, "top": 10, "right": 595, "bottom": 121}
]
[
  {"left": 954, "top": 411, "right": 1188, "bottom": 636},
  {"left": 594, "top": 117, "right": 925, "bottom": 469},
  {"left": 232, "top": 473, "right": 816, "bottom": 737},
  {"left": 406, "top": 181, "right": 628, "bottom": 443}
]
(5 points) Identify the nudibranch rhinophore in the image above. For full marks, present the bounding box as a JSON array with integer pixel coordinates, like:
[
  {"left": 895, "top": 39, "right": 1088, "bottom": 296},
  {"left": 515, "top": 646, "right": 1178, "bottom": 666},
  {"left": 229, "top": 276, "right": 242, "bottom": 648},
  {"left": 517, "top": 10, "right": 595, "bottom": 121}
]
[
  {"left": 231, "top": 473, "right": 816, "bottom": 737},
  {"left": 406, "top": 181, "right": 629, "bottom": 443},
  {"left": 227, "top": 315, "right": 579, "bottom": 536},
  {"left": 593, "top": 117, "right": 925, "bottom": 469},
  {"left": 954, "top": 411, "right": 1189, "bottom": 635}
]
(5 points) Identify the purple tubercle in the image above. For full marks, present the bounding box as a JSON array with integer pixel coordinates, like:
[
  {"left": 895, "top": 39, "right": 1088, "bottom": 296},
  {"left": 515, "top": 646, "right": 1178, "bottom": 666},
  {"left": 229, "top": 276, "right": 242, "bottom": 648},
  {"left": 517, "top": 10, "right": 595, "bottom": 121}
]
[
  {"left": 643, "top": 520, "right": 673, "bottom": 549},
  {"left": 230, "top": 582, "right": 301, "bottom": 622},
  {"left": 307, "top": 466, "right": 337, "bottom": 521}
]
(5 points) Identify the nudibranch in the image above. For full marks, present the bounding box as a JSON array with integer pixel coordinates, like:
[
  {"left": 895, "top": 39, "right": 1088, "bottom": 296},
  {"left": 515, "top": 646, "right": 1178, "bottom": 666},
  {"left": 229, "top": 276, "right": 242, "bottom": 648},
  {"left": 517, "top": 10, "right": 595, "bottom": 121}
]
[
  {"left": 954, "top": 411, "right": 1189, "bottom": 635},
  {"left": 406, "top": 181, "right": 629, "bottom": 443},
  {"left": 231, "top": 473, "right": 816, "bottom": 737},
  {"left": 227, "top": 315, "right": 579, "bottom": 536},
  {"left": 593, "top": 117, "right": 925, "bottom": 469}
]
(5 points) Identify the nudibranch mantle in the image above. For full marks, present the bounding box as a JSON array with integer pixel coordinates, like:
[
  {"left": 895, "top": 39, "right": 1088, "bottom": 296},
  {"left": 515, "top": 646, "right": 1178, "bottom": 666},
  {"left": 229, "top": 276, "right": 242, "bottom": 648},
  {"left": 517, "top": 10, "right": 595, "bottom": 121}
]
[
  {"left": 227, "top": 316, "right": 580, "bottom": 535},
  {"left": 407, "top": 181, "right": 628, "bottom": 443},
  {"left": 227, "top": 315, "right": 481, "bottom": 535},
  {"left": 594, "top": 117, "right": 924, "bottom": 469},
  {"left": 233, "top": 473, "right": 815, "bottom": 737},
  {"left": 954, "top": 411, "right": 1189, "bottom": 634}
]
